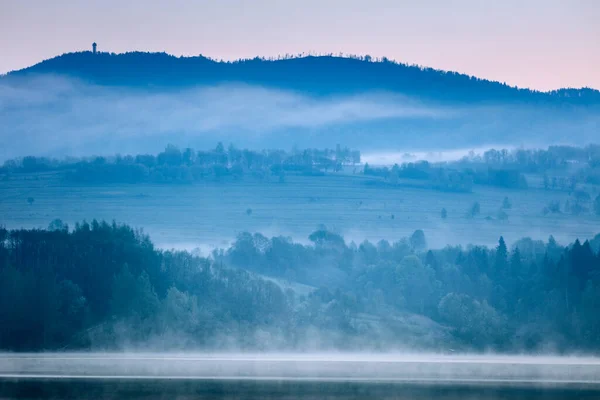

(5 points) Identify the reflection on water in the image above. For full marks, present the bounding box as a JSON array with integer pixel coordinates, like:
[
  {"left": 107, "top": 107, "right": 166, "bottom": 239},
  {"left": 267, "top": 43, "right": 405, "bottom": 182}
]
[{"left": 1, "top": 379, "right": 599, "bottom": 400}]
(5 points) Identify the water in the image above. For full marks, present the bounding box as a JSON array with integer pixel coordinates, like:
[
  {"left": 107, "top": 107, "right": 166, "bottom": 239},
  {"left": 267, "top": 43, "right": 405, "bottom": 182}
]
[
  {"left": 2, "top": 379, "right": 599, "bottom": 400},
  {"left": 1, "top": 354, "right": 599, "bottom": 399}
]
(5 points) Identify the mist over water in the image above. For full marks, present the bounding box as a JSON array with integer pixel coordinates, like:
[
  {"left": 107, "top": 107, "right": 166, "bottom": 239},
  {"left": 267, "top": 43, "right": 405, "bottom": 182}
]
[
  {"left": 3, "top": 353, "right": 600, "bottom": 384},
  {"left": 2, "top": 353, "right": 600, "bottom": 399}
]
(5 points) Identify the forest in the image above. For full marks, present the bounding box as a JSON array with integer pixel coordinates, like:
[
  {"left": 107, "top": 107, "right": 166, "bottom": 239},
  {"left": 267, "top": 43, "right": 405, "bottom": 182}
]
[
  {"left": 8, "top": 51, "right": 600, "bottom": 105},
  {"left": 367, "top": 144, "right": 600, "bottom": 190},
  {"left": 0, "top": 144, "right": 360, "bottom": 184},
  {"left": 1, "top": 220, "right": 600, "bottom": 353}
]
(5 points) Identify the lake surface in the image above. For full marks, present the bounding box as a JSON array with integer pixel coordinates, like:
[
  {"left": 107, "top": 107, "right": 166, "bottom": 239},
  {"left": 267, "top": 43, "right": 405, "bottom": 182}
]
[
  {"left": 1, "top": 378, "right": 599, "bottom": 400},
  {"left": 1, "top": 354, "right": 599, "bottom": 399}
]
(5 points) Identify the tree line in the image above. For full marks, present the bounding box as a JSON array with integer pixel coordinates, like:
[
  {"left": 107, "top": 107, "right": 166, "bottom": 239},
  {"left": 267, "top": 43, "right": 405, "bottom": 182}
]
[
  {"left": 0, "top": 144, "right": 361, "bottom": 184},
  {"left": 364, "top": 161, "right": 527, "bottom": 192},
  {"left": 459, "top": 145, "right": 600, "bottom": 186},
  {"left": 1, "top": 220, "right": 599, "bottom": 352},
  {"left": 3, "top": 144, "right": 600, "bottom": 195}
]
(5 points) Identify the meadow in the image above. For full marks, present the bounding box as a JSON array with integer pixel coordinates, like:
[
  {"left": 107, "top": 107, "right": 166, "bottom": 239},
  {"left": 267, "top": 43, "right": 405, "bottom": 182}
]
[{"left": 1, "top": 171, "right": 598, "bottom": 252}]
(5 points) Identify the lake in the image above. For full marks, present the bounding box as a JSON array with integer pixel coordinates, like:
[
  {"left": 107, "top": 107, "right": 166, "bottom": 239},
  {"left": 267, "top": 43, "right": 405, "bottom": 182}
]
[
  {"left": 1, "top": 354, "right": 599, "bottom": 399},
  {"left": 1, "top": 378, "right": 599, "bottom": 399}
]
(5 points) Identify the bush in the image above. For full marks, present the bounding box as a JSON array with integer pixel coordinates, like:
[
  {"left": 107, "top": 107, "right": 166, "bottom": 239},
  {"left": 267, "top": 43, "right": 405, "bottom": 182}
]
[
  {"left": 467, "top": 202, "right": 480, "bottom": 218},
  {"left": 497, "top": 210, "right": 509, "bottom": 220},
  {"left": 438, "top": 293, "right": 506, "bottom": 347},
  {"left": 410, "top": 230, "right": 427, "bottom": 250},
  {"left": 476, "top": 168, "right": 528, "bottom": 189},
  {"left": 543, "top": 200, "right": 561, "bottom": 215}
]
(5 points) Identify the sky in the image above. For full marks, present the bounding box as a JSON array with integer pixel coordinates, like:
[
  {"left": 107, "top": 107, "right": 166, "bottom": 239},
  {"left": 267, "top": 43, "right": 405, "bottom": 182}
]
[{"left": 1, "top": 0, "right": 598, "bottom": 91}]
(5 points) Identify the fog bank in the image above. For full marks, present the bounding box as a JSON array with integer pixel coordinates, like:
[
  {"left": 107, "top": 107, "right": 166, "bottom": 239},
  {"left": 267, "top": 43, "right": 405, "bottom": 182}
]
[{"left": 1, "top": 75, "right": 598, "bottom": 160}]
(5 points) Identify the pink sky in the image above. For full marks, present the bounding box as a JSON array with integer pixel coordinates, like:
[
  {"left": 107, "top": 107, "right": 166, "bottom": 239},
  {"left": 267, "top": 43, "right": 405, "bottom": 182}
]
[{"left": 1, "top": 0, "right": 598, "bottom": 90}]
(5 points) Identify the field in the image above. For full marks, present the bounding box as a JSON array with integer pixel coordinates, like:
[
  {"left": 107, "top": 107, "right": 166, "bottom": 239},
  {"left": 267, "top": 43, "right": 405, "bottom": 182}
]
[{"left": 1, "top": 171, "right": 598, "bottom": 252}]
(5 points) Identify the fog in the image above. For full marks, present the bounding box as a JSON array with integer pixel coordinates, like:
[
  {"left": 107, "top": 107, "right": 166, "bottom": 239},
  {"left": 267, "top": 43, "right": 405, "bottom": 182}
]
[
  {"left": 1, "top": 75, "right": 599, "bottom": 161},
  {"left": 147, "top": 219, "right": 589, "bottom": 258},
  {"left": 2, "top": 353, "right": 600, "bottom": 386},
  {"left": 2, "top": 72, "right": 600, "bottom": 400},
  {"left": 0, "top": 75, "right": 451, "bottom": 160},
  {"left": 361, "top": 146, "right": 514, "bottom": 165}
]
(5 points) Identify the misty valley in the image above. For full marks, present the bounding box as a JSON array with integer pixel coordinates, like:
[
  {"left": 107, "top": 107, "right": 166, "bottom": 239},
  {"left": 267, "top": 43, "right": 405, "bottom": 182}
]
[
  {"left": 2, "top": 142, "right": 600, "bottom": 353},
  {"left": 2, "top": 144, "right": 600, "bottom": 248},
  {"left": 1, "top": 44, "right": 600, "bottom": 398}
]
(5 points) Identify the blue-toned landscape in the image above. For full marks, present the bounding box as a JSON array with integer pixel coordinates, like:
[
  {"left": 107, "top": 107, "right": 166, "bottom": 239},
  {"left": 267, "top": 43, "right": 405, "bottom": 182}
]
[{"left": 2, "top": 1, "right": 600, "bottom": 398}]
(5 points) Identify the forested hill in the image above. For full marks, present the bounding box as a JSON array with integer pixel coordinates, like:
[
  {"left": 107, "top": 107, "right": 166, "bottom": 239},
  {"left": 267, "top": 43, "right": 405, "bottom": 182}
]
[
  {"left": 3, "top": 51, "right": 600, "bottom": 157},
  {"left": 1, "top": 221, "right": 600, "bottom": 352},
  {"left": 6, "top": 51, "right": 600, "bottom": 104}
]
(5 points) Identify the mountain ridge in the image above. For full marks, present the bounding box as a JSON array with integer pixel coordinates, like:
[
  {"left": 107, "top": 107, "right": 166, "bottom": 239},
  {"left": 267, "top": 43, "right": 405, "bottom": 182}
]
[
  {"left": 2, "top": 51, "right": 599, "bottom": 158},
  {"left": 5, "top": 51, "right": 600, "bottom": 104}
]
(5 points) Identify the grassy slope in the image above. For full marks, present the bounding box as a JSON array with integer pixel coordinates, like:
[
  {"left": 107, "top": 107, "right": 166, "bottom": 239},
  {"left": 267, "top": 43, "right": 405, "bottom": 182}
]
[
  {"left": 1, "top": 171, "right": 598, "bottom": 251},
  {"left": 1, "top": 169, "right": 596, "bottom": 351}
]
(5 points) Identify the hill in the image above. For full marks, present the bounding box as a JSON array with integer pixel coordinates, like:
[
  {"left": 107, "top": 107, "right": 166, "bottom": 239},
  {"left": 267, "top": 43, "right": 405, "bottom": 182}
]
[
  {"left": 6, "top": 51, "right": 600, "bottom": 104},
  {"left": 1, "top": 51, "right": 599, "bottom": 159}
]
